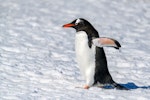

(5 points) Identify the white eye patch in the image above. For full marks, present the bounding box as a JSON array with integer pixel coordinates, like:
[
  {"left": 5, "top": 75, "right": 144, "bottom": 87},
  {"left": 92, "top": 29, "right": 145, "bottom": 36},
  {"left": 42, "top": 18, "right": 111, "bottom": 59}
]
[{"left": 75, "top": 18, "right": 81, "bottom": 25}]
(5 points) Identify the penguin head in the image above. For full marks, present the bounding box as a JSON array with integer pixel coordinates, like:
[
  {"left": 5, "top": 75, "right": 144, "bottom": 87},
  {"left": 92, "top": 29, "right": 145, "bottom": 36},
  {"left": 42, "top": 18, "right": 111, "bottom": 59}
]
[
  {"left": 63, "top": 18, "right": 93, "bottom": 32},
  {"left": 63, "top": 18, "right": 99, "bottom": 38}
]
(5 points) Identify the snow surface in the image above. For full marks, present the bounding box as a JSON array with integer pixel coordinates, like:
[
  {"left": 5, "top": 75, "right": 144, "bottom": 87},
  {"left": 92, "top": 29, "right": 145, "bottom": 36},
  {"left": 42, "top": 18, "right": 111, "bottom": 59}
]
[{"left": 0, "top": 0, "right": 150, "bottom": 100}]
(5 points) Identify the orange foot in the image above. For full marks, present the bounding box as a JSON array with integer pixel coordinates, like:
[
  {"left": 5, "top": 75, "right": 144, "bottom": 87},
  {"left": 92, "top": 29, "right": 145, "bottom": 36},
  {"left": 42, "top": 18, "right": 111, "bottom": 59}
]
[{"left": 84, "top": 85, "right": 90, "bottom": 89}]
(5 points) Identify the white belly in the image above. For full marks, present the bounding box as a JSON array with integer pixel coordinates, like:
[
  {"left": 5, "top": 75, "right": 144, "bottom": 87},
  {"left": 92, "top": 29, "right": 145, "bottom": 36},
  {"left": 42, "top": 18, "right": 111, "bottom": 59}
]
[{"left": 75, "top": 31, "right": 96, "bottom": 86}]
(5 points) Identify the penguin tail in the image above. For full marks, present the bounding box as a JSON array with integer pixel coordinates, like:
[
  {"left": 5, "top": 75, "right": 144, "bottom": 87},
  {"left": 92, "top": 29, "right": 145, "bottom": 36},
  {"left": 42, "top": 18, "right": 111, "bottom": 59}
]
[
  {"left": 113, "top": 83, "right": 129, "bottom": 90},
  {"left": 99, "top": 83, "right": 129, "bottom": 90}
]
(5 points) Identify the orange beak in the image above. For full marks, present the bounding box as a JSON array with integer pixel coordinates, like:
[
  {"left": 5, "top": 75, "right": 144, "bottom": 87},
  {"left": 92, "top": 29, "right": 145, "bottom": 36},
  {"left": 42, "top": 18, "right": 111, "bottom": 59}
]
[{"left": 62, "top": 23, "right": 75, "bottom": 28}]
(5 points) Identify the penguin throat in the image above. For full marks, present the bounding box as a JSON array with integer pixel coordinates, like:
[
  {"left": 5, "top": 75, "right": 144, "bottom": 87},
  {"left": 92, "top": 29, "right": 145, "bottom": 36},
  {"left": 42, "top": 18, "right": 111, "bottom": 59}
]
[{"left": 76, "top": 27, "right": 99, "bottom": 48}]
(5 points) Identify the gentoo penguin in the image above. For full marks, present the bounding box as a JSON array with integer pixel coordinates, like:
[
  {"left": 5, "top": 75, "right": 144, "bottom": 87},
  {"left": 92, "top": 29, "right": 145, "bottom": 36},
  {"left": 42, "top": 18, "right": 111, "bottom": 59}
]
[{"left": 63, "top": 18, "right": 128, "bottom": 90}]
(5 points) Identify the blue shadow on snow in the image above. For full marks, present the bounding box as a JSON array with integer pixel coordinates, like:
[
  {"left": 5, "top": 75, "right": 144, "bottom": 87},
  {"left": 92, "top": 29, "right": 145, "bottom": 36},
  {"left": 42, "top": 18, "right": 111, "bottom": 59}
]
[
  {"left": 102, "top": 82, "right": 150, "bottom": 90},
  {"left": 121, "top": 82, "right": 150, "bottom": 89}
]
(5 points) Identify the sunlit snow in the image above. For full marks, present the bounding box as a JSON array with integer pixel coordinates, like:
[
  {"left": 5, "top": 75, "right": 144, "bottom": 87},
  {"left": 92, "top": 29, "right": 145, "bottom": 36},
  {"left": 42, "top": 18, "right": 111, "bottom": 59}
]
[{"left": 0, "top": 0, "right": 150, "bottom": 100}]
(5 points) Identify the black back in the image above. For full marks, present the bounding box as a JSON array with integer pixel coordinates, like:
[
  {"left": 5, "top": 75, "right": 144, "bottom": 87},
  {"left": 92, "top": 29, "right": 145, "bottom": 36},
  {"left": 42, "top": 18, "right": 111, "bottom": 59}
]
[{"left": 94, "top": 47, "right": 114, "bottom": 84}]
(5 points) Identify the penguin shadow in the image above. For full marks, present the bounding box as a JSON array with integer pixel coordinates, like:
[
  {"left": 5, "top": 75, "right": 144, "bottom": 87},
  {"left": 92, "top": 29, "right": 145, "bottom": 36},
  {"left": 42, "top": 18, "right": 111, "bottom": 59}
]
[
  {"left": 102, "top": 82, "right": 150, "bottom": 90},
  {"left": 120, "top": 82, "right": 150, "bottom": 90}
]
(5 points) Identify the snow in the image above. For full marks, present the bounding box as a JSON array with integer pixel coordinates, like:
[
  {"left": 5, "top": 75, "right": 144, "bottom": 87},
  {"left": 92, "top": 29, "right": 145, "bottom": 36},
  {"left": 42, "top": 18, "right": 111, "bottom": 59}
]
[{"left": 0, "top": 0, "right": 150, "bottom": 100}]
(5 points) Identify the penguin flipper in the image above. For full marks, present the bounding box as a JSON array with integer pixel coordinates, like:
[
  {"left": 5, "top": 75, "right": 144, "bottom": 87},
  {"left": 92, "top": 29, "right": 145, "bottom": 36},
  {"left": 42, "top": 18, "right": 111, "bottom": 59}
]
[{"left": 92, "top": 37, "right": 121, "bottom": 49}]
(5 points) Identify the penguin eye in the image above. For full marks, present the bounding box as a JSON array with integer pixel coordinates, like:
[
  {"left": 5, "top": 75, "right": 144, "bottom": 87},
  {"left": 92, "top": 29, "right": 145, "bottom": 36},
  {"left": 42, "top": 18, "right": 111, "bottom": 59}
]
[{"left": 75, "top": 19, "right": 82, "bottom": 25}]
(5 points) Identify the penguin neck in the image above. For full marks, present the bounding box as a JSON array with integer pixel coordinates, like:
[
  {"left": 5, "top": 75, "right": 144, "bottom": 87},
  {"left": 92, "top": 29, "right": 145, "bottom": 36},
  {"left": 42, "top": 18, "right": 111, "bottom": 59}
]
[{"left": 76, "top": 27, "right": 99, "bottom": 48}]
